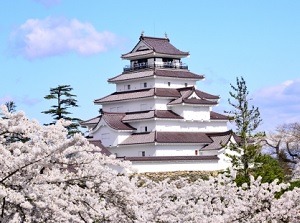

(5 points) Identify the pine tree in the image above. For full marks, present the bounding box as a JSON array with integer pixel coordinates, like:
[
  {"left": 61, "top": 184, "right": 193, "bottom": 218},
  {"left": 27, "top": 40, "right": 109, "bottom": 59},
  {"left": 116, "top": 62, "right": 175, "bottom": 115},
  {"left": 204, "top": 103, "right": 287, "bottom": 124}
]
[
  {"left": 225, "top": 77, "right": 263, "bottom": 180},
  {"left": 5, "top": 101, "right": 16, "bottom": 113},
  {"left": 42, "top": 85, "right": 82, "bottom": 136}
]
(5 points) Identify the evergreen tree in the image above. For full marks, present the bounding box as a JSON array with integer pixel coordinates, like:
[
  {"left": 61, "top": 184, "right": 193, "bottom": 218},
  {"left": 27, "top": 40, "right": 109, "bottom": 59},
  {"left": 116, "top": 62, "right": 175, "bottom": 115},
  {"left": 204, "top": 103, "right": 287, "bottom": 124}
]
[
  {"left": 5, "top": 101, "right": 16, "bottom": 113},
  {"left": 42, "top": 85, "right": 82, "bottom": 136},
  {"left": 225, "top": 77, "right": 263, "bottom": 180}
]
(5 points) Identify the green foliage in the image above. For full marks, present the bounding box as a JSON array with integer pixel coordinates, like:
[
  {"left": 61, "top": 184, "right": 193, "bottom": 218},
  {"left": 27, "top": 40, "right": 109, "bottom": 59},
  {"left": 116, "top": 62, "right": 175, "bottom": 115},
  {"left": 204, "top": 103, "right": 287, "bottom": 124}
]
[
  {"left": 42, "top": 85, "right": 82, "bottom": 136},
  {"left": 225, "top": 76, "right": 262, "bottom": 178},
  {"left": 234, "top": 154, "right": 285, "bottom": 186},
  {"left": 253, "top": 154, "right": 285, "bottom": 183}
]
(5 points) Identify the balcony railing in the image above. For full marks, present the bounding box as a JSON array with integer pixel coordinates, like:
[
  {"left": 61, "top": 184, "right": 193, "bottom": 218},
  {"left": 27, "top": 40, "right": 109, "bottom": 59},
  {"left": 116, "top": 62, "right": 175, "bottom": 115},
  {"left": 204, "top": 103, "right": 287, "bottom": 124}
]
[{"left": 123, "top": 62, "right": 188, "bottom": 72}]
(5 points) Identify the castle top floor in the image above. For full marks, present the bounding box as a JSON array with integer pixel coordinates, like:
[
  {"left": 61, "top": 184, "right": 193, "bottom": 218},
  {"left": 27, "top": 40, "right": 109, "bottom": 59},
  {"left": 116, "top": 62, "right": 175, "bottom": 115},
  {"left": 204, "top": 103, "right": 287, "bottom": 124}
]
[{"left": 121, "top": 33, "right": 190, "bottom": 72}]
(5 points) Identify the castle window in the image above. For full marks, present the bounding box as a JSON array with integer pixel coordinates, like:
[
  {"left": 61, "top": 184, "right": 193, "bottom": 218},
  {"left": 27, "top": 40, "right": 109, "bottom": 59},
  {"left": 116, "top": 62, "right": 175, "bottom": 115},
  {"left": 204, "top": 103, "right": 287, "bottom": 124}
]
[
  {"left": 127, "top": 85, "right": 131, "bottom": 90},
  {"left": 144, "top": 82, "right": 147, "bottom": 88},
  {"left": 185, "top": 83, "right": 188, "bottom": 87},
  {"left": 168, "top": 82, "right": 171, "bottom": 87},
  {"left": 145, "top": 126, "right": 148, "bottom": 132},
  {"left": 139, "top": 151, "right": 145, "bottom": 157}
]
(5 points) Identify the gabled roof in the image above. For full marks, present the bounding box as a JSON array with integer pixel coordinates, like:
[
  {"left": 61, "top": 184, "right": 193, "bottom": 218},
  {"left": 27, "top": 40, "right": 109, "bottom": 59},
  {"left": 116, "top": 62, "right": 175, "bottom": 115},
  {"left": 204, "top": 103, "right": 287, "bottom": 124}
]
[
  {"left": 119, "top": 131, "right": 213, "bottom": 145},
  {"left": 168, "top": 86, "right": 219, "bottom": 106},
  {"left": 108, "top": 69, "right": 204, "bottom": 83},
  {"left": 121, "top": 35, "right": 189, "bottom": 59},
  {"left": 201, "top": 130, "right": 236, "bottom": 151},
  {"left": 80, "top": 116, "right": 100, "bottom": 126},
  {"left": 101, "top": 112, "right": 136, "bottom": 131}
]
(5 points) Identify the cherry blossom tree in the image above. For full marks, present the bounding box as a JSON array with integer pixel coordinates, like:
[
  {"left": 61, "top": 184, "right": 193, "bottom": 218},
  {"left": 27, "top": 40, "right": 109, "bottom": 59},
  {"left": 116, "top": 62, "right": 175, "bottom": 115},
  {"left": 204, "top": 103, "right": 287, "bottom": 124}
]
[
  {"left": 0, "top": 105, "right": 141, "bottom": 222},
  {"left": 1, "top": 105, "right": 300, "bottom": 222}
]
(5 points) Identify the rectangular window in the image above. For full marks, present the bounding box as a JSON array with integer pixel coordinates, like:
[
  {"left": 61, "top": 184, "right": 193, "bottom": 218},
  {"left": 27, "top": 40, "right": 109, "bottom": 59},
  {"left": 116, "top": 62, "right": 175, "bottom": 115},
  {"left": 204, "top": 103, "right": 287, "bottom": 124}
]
[
  {"left": 138, "top": 151, "right": 145, "bottom": 157},
  {"left": 185, "top": 83, "right": 188, "bottom": 87},
  {"left": 145, "top": 126, "right": 148, "bottom": 132},
  {"left": 144, "top": 82, "right": 147, "bottom": 88},
  {"left": 127, "top": 85, "right": 131, "bottom": 90},
  {"left": 168, "top": 82, "right": 171, "bottom": 87}
]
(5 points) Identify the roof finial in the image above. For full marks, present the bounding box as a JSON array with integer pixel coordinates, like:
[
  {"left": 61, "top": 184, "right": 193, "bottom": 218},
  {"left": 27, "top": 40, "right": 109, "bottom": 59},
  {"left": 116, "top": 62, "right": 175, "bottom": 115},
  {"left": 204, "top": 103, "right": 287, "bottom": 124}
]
[
  {"left": 140, "top": 30, "right": 144, "bottom": 40},
  {"left": 164, "top": 32, "right": 168, "bottom": 39}
]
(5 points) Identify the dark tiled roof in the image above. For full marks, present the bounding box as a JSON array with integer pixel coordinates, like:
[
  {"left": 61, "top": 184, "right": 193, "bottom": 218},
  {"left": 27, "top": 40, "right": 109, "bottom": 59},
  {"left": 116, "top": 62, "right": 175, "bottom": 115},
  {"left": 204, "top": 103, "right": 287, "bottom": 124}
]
[
  {"left": 119, "top": 132, "right": 156, "bottom": 145},
  {"left": 122, "top": 155, "right": 219, "bottom": 162},
  {"left": 202, "top": 130, "right": 235, "bottom": 151},
  {"left": 94, "top": 88, "right": 180, "bottom": 104},
  {"left": 210, "top": 111, "right": 229, "bottom": 120},
  {"left": 156, "top": 132, "right": 212, "bottom": 143},
  {"left": 119, "top": 131, "right": 213, "bottom": 145},
  {"left": 168, "top": 87, "right": 220, "bottom": 106},
  {"left": 108, "top": 69, "right": 203, "bottom": 83},
  {"left": 123, "top": 110, "right": 183, "bottom": 122},
  {"left": 142, "top": 36, "right": 189, "bottom": 55},
  {"left": 121, "top": 36, "right": 189, "bottom": 59},
  {"left": 80, "top": 116, "right": 100, "bottom": 126},
  {"left": 88, "top": 140, "right": 112, "bottom": 156},
  {"left": 194, "top": 89, "right": 220, "bottom": 100},
  {"left": 155, "top": 69, "right": 203, "bottom": 79},
  {"left": 102, "top": 112, "right": 136, "bottom": 131}
]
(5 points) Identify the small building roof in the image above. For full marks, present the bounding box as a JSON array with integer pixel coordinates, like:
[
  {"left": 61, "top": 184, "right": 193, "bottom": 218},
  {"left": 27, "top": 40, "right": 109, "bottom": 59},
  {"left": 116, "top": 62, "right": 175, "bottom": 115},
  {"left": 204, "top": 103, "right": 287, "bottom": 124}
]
[{"left": 121, "top": 35, "right": 189, "bottom": 59}]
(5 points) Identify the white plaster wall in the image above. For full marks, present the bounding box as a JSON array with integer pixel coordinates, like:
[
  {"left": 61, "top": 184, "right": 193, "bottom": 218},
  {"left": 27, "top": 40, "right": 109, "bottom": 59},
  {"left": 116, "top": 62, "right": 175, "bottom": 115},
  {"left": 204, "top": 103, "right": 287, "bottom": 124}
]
[
  {"left": 183, "top": 106, "right": 210, "bottom": 121},
  {"left": 129, "top": 120, "right": 155, "bottom": 133},
  {"left": 154, "top": 119, "right": 227, "bottom": 132},
  {"left": 102, "top": 98, "right": 172, "bottom": 113},
  {"left": 155, "top": 144, "right": 204, "bottom": 156},
  {"left": 154, "top": 78, "right": 197, "bottom": 88},
  {"left": 116, "top": 79, "right": 155, "bottom": 92},
  {"left": 92, "top": 126, "right": 131, "bottom": 147},
  {"left": 109, "top": 145, "right": 156, "bottom": 157},
  {"left": 102, "top": 98, "right": 155, "bottom": 113},
  {"left": 130, "top": 160, "right": 222, "bottom": 173}
]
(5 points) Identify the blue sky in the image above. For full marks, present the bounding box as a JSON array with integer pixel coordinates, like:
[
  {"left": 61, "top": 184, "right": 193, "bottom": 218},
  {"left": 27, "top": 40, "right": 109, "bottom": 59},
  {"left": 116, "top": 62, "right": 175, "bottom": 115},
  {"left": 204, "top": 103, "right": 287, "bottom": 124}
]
[{"left": 1, "top": 0, "right": 300, "bottom": 132}]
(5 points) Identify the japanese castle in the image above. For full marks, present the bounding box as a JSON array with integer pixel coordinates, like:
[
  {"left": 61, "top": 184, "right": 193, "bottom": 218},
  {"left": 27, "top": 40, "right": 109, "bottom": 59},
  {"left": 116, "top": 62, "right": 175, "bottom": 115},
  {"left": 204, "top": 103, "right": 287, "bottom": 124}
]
[{"left": 81, "top": 33, "right": 238, "bottom": 173}]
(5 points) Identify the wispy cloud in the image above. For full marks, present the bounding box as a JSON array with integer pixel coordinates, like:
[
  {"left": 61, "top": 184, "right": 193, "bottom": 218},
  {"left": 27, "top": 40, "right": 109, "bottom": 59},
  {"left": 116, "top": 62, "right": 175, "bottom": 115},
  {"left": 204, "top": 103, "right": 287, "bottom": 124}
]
[
  {"left": 253, "top": 78, "right": 300, "bottom": 131},
  {"left": 0, "top": 96, "right": 14, "bottom": 105},
  {"left": 34, "top": 0, "right": 61, "bottom": 7},
  {"left": 9, "top": 17, "right": 117, "bottom": 59},
  {"left": 0, "top": 95, "right": 41, "bottom": 107}
]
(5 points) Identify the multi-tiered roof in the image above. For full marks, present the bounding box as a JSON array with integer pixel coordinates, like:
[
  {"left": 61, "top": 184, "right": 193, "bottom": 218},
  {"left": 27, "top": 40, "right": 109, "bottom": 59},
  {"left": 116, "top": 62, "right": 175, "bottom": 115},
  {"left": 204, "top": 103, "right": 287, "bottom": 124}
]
[{"left": 82, "top": 33, "right": 237, "bottom": 172}]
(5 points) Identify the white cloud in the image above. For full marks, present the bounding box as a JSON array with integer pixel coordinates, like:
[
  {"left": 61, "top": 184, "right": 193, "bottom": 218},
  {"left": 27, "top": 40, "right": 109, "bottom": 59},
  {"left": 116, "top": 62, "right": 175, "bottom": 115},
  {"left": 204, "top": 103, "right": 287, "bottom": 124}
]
[
  {"left": 253, "top": 78, "right": 300, "bottom": 131},
  {"left": 9, "top": 17, "right": 117, "bottom": 59}
]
